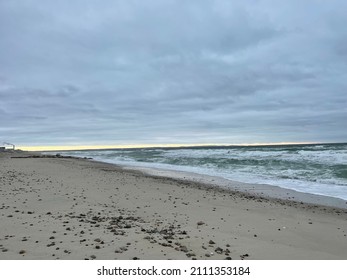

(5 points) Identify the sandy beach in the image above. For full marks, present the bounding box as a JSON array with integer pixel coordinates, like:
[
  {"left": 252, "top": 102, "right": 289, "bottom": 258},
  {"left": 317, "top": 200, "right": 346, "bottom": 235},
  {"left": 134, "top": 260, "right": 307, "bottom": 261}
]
[{"left": 1, "top": 151, "right": 347, "bottom": 260}]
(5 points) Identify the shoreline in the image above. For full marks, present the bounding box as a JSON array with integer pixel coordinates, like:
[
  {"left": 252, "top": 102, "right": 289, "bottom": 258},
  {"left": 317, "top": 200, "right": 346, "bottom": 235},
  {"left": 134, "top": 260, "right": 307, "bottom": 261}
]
[
  {"left": 1, "top": 151, "right": 347, "bottom": 259},
  {"left": 51, "top": 149, "right": 347, "bottom": 208},
  {"left": 9, "top": 150, "right": 347, "bottom": 210},
  {"left": 118, "top": 164, "right": 347, "bottom": 210}
]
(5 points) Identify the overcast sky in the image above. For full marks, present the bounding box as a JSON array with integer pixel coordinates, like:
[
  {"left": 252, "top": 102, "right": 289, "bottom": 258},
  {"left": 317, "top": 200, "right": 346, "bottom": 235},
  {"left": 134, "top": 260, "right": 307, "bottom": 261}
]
[{"left": 1, "top": 0, "right": 347, "bottom": 148}]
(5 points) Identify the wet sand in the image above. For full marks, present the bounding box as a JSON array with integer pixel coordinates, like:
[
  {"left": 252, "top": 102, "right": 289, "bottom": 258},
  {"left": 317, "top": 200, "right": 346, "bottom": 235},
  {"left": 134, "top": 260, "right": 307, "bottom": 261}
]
[{"left": 1, "top": 151, "right": 347, "bottom": 260}]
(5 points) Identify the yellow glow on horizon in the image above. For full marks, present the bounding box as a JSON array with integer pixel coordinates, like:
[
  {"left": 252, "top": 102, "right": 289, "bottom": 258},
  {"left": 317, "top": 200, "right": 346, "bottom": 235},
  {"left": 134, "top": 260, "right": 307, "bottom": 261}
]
[
  {"left": 18, "top": 143, "right": 216, "bottom": 151},
  {"left": 18, "top": 141, "right": 317, "bottom": 151}
]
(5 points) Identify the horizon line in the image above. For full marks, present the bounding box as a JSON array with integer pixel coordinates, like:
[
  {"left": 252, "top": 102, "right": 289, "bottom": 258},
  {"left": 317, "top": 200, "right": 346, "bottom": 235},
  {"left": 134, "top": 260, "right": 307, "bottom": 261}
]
[{"left": 16, "top": 141, "right": 340, "bottom": 151}]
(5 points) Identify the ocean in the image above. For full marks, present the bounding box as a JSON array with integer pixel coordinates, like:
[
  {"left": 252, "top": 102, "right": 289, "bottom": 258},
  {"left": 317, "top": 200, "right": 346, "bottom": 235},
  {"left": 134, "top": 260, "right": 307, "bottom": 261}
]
[{"left": 53, "top": 143, "right": 347, "bottom": 201}]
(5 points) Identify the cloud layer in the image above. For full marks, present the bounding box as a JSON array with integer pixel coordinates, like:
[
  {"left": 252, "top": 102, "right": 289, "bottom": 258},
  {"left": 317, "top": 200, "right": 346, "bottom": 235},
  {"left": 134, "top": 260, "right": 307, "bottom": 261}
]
[{"left": 1, "top": 0, "right": 347, "bottom": 147}]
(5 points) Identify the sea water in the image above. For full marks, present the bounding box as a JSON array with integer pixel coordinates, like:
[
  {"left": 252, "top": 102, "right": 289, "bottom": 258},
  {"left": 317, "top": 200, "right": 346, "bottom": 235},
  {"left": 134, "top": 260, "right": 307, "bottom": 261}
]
[{"left": 54, "top": 143, "right": 347, "bottom": 200}]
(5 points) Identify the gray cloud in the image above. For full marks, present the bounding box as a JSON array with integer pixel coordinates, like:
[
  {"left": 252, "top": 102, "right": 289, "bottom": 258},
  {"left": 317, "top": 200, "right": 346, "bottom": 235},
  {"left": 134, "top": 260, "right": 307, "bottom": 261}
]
[{"left": 1, "top": 0, "right": 347, "bottom": 147}]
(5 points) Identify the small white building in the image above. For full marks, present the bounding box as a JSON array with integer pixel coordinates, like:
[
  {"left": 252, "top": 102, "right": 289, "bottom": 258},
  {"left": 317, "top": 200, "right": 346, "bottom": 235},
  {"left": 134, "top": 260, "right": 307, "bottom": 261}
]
[{"left": 1, "top": 142, "right": 15, "bottom": 150}]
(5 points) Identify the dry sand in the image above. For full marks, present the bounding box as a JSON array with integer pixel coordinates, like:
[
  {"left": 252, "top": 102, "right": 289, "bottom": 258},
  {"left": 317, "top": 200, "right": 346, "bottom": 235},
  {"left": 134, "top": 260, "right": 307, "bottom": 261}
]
[{"left": 1, "top": 151, "right": 347, "bottom": 260}]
